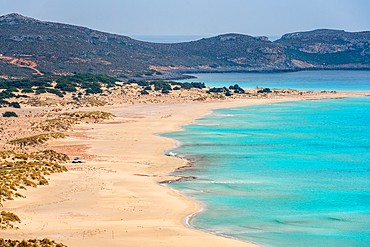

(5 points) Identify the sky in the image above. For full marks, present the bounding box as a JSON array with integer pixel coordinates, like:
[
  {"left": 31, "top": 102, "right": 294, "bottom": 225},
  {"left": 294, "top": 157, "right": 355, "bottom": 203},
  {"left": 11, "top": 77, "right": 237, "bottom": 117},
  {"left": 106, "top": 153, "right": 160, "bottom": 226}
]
[{"left": 1, "top": 0, "right": 370, "bottom": 42}]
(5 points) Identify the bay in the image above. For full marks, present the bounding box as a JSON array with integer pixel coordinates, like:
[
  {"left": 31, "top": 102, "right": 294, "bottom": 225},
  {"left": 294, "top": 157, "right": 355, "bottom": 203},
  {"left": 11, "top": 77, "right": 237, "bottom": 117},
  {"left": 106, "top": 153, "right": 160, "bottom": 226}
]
[
  {"left": 179, "top": 70, "right": 370, "bottom": 91},
  {"left": 163, "top": 71, "right": 370, "bottom": 247}
]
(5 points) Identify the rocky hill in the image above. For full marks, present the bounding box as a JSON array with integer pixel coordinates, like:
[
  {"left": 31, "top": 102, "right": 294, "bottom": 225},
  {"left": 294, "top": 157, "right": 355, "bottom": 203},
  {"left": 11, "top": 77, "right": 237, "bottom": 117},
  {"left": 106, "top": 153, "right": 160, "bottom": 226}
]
[
  {"left": 0, "top": 13, "right": 369, "bottom": 79},
  {"left": 276, "top": 29, "right": 370, "bottom": 68}
]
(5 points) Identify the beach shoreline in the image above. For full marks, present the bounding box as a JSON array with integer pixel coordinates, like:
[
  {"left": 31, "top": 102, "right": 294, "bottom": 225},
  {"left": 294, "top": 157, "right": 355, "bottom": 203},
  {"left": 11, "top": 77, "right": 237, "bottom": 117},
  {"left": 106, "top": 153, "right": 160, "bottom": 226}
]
[{"left": 1, "top": 91, "right": 368, "bottom": 246}]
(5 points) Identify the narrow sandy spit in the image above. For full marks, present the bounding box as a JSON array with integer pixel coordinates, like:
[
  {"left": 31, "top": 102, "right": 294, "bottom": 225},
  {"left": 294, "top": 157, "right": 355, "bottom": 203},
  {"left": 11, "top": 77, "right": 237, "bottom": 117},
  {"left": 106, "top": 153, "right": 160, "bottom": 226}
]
[{"left": 2, "top": 93, "right": 367, "bottom": 246}]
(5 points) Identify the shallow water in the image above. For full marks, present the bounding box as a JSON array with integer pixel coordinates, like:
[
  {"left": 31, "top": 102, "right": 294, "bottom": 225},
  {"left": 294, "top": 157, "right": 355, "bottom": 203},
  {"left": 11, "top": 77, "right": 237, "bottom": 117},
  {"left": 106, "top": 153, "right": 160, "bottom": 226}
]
[{"left": 162, "top": 96, "right": 370, "bottom": 247}]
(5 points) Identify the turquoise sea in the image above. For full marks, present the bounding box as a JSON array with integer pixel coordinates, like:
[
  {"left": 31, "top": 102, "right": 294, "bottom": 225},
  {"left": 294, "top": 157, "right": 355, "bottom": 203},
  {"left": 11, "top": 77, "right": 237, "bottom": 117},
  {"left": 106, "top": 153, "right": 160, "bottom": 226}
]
[{"left": 163, "top": 71, "right": 370, "bottom": 247}]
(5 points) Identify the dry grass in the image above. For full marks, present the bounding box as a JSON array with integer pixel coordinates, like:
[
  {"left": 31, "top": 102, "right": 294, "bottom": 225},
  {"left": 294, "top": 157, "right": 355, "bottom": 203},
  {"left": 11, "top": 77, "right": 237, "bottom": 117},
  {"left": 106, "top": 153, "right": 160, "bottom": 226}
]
[
  {"left": 83, "top": 97, "right": 108, "bottom": 106},
  {"left": 0, "top": 150, "right": 69, "bottom": 202},
  {"left": 62, "top": 111, "right": 115, "bottom": 123},
  {"left": 0, "top": 149, "right": 68, "bottom": 232},
  {"left": 0, "top": 150, "right": 69, "bottom": 163},
  {"left": 30, "top": 111, "right": 115, "bottom": 133},
  {"left": 7, "top": 133, "right": 66, "bottom": 148},
  {"left": 0, "top": 160, "right": 68, "bottom": 202},
  {"left": 0, "top": 238, "right": 67, "bottom": 247},
  {"left": 0, "top": 211, "right": 21, "bottom": 230},
  {"left": 31, "top": 118, "right": 78, "bottom": 132}
]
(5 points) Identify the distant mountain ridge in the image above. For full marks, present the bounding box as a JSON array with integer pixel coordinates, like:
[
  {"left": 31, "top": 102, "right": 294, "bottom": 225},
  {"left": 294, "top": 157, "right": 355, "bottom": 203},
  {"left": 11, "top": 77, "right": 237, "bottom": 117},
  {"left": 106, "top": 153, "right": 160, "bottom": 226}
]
[{"left": 1, "top": 13, "right": 370, "bottom": 79}]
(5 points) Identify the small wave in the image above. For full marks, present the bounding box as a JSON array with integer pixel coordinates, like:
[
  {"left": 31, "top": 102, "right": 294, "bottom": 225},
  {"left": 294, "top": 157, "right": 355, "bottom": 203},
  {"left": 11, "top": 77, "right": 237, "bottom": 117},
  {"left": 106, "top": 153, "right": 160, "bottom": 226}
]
[
  {"left": 327, "top": 217, "right": 350, "bottom": 222},
  {"left": 167, "top": 152, "right": 185, "bottom": 158},
  {"left": 210, "top": 227, "right": 268, "bottom": 235},
  {"left": 211, "top": 114, "right": 234, "bottom": 117},
  {"left": 198, "top": 180, "right": 260, "bottom": 184},
  {"left": 228, "top": 230, "right": 267, "bottom": 234},
  {"left": 196, "top": 123, "right": 220, "bottom": 126}
]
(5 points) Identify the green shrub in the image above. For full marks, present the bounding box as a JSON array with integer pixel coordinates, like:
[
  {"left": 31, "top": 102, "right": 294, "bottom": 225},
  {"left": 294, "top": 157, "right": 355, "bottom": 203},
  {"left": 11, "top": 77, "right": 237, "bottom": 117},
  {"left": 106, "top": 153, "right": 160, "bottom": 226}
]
[
  {"left": 2, "top": 111, "right": 18, "bottom": 117},
  {"left": 6, "top": 87, "right": 19, "bottom": 93},
  {"left": 46, "top": 88, "right": 64, "bottom": 97},
  {"left": 161, "top": 89, "right": 170, "bottom": 94},
  {"left": 9, "top": 102, "right": 20, "bottom": 108},
  {"left": 137, "top": 81, "right": 149, "bottom": 86},
  {"left": 257, "top": 88, "right": 271, "bottom": 93},
  {"left": 21, "top": 88, "right": 34, "bottom": 93},
  {"left": 35, "top": 87, "right": 47, "bottom": 94}
]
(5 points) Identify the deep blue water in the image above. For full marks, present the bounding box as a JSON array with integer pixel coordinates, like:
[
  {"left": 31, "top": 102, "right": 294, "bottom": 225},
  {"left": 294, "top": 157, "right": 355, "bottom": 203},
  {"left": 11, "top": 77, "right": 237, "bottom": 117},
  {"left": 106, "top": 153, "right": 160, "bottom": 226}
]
[
  {"left": 179, "top": 70, "right": 370, "bottom": 91},
  {"left": 162, "top": 81, "right": 370, "bottom": 246},
  {"left": 130, "top": 35, "right": 209, "bottom": 43}
]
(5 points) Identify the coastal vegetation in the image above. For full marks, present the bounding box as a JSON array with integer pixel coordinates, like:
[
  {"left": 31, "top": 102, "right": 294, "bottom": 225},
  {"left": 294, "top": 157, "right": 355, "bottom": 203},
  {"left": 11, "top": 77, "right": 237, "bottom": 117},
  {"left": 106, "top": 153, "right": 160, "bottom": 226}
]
[
  {"left": 30, "top": 111, "right": 115, "bottom": 133},
  {"left": 0, "top": 158, "right": 67, "bottom": 201},
  {"left": 0, "top": 109, "right": 116, "bottom": 246},
  {"left": 0, "top": 150, "right": 69, "bottom": 163},
  {"left": 0, "top": 64, "right": 336, "bottom": 109},
  {"left": 257, "top": 88, "right": 272, "bottom": 93},
  {"left": 0, "top": 149, "right": 68, "bottom": 233},
  {"left": 2, "top": 112, "right": 18, "bottom": 117},
  {"left": 62, "top": 111, "right": 115, "bottom": 122},
  {"left": 125, "top": 79, "right": 205, "bottom": 91},
  {"left": 0, "top": 72, "right": 259, "bottom": 108},
  {"left": 1, "top": 110, "right": 114, "bottom": 155},
  {"left": 7, "top": 133, "right": 66, "bottom": 147},
  {"left": 0, "top": 73, "right": 121, "bottom": 108},
  {"left": 0, "top": 211, "right": 21, "bottom": 229},
  {"left": 229, "top": 84, "right": 245, "bottom": 94},
  {"left": 0, "top": 238, "right": 67, "bottom": 247},
  {"left": 55, "top": 73, "right": 118, "bottom": 93},
  {"left": 31, "top": 118, "right": 78, "bottom": 132}
]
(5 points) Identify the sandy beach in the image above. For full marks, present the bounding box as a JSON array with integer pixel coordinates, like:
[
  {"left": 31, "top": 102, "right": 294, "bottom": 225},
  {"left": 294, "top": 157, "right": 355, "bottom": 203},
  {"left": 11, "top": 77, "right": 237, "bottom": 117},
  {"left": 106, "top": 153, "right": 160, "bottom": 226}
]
[{"left": 1, "top": 91, "right": 368, "bottom": 246}]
